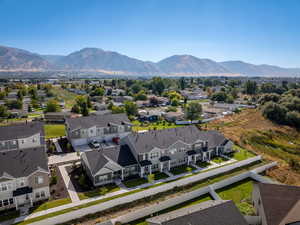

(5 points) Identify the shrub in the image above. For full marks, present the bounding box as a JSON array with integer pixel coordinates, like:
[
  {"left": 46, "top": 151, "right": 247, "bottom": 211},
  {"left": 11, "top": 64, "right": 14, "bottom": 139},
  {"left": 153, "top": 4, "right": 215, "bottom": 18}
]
[{"left": 50, "top": 176, "right": 57, "bottom": 186}]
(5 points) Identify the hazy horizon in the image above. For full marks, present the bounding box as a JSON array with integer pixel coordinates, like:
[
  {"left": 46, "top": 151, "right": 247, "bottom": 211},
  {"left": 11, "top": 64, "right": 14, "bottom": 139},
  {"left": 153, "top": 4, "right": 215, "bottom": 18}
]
[{"left": 0, "top": 0, "right": 300, "bottom": 67}]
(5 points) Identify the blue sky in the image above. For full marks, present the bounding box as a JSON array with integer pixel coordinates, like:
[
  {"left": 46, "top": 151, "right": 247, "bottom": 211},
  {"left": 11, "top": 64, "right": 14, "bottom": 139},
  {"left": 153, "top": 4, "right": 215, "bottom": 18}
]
[{"left": 0, "top": 0, "right": 299, "bottom": 67}]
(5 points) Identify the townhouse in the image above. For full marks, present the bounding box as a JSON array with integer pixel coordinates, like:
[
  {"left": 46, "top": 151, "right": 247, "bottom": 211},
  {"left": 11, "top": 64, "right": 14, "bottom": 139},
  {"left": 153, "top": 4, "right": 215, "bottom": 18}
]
[
  {"left": 65, "top": 113, "right": 133, "bottom": 148},
  {"left": 80, "top": 125, "right": 232, "bottom": 186},
  {"left": 122, "top": 126, "right": 232, "bottom": 177},
  {"left": 0, "top": 122, "right": 49, "bottom": 211}
]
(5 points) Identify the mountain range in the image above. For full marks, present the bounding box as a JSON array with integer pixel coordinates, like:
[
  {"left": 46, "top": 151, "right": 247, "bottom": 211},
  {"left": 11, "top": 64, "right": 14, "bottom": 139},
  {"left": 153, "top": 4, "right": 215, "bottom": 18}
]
[{"left": 0, "top": 45, "right": 299, "bottom": 77}]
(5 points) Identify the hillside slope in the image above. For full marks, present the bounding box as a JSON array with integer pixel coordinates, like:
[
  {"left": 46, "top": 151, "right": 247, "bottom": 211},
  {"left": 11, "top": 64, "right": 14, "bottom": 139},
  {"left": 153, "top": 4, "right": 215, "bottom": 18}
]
[{"left": 204, "top": 109, "right": 300, "bottom": 186}]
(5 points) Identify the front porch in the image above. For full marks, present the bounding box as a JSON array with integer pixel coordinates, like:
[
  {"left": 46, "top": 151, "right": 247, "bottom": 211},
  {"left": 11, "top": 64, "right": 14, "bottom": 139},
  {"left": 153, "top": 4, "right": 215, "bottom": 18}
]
[{"left": 13, "top": 187, "right": 34, "bottom": 210}]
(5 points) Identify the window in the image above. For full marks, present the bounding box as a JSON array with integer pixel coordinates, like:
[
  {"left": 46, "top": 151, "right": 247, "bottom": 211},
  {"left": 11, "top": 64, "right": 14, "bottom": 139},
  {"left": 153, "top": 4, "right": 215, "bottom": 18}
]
[
  {"left": 32, "top": 138, "right": 36, "bottom": 143},
  {"left": 3, "top": 199, "right": 8, "bottom": 206},
  {"left": 0, "top": 200, "right": 2, "bottom": 207},
  {"left": 150, "top": 152, "right": 159, "bottom": 159},
  {"left": 12, "top": 140, "right": 17, "bottom": 145},
  {"left": 21, "top": 139, "right": 25, "bottom": 144},
  {"left": 19, "top": 179, "right": 25, "bottom": 187},
  {"left": 9, "top": 198, "right": 13, "bottom": 204},
  {"left": 169, "top": 149, "right": 176, "bottom": 155},
  {"left": 90, "top": 129, "right": 93, "bottom": 134},
  {"left": 36, "top": 176, "right": 44, "bottom": 185},
  {"left": 41, "top": 191, "right": 45, "bottom": 197},
  {"left": 35, "top": 192, "right": 40, "bottom": 198},
  {"left": 1, "top": 184, "right": 7, "bottom": 191}
]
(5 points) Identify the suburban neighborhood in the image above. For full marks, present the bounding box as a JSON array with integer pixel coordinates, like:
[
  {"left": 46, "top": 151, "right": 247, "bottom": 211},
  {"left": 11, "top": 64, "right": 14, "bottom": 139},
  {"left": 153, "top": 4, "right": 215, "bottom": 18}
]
[{"left": 0, "top": 75, "right": 299, "bottom": 225}]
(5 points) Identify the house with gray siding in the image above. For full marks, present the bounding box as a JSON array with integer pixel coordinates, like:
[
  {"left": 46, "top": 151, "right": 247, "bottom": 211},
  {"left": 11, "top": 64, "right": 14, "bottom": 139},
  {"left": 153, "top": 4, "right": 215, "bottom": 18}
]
[
  {"left": 65, "top": 113, "right": 132, "bottom": 148},
  {"left": 0, "top": 122, "right": 49, "bottom": 211},
  {"left": 81, "top": 126, "right": 232, "bottom": 186},
  {"left": 122, "top": 125, "right": 233, "bottom": 177}
]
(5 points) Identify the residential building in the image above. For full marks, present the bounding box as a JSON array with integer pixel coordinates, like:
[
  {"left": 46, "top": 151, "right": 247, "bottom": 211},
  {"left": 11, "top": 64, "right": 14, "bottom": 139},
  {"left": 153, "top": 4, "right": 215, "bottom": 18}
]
[
  {"left": 146, "top": 200, "right": 248, "bottom": 225},
  {"left": 81, "top": 126, "right": 232, "bottom": 186},
  {"left": 0, "top": 122, "right": 49, "bottom": 211},
  {"left": 65, "top": 113, "right": 132, "bottom": 148},
  {"left": 81, "top": 145, "right": 138, "bottom": 186},
  {"left": 252, "top": 182, "right": 300, "bottom": 225},
  {"left": 0, "top": 122, "right": 45, "bottom": 151},
  {"left": 122, "top": 126, "right": 232, "bottom": 177}
]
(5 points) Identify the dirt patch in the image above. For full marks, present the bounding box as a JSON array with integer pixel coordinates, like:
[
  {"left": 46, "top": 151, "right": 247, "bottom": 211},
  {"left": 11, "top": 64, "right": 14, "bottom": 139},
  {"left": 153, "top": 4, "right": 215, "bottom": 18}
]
[
  {"left": 49, "top": 165, "right": 70, "bottom": 200},
  {"left": 66, "top": 165, "right": 94, "bottom": 193}
]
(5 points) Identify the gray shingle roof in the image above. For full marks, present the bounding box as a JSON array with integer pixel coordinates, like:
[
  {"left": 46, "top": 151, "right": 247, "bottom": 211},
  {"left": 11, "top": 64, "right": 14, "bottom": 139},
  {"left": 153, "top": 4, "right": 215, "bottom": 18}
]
[
  {"left": 146, "top": 200, "right": 248, "bottom": 225},
  {"left": 123, "top": 125, "right": 228, "bottom": 154},
  {"left": 82, "top": 145, "right": 137, "bottom": 176},
  {"left": 0, "top": 146, "right": 48, "bottom": 178},
  {"left": 257, "top": 183, "right": 300, "bottom": 225},
  {"left": 0, "top": 122, "right": 44, "bottom": 141},
  {"left": 66, "top": 113, "right": 130, "bottom": 131}
]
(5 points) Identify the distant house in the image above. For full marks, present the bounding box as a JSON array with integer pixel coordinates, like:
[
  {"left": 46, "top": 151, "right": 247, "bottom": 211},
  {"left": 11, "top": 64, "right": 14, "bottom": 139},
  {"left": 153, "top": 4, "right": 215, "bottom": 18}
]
[
  {"left": 65, "top": 113, "right": 132, "bottom": 149},
  {"left": 146, "top": 200, "right": 248, "bottom": 225},
  {"left": 138, "top": 109, "right": 164, "bottom": 122},
  {"left": 0, "top": 122, "right": 49, "bottom": 211},
  {"left": 163, "top": 111, "right": 184, "bottom": 122},
  {"left": 181, "top": 89, "right": 207, "bottom": 100},
  {"left": 44, "top": 112, "right": 71, "bottom": 123},
  {"left": 252, "top": 182, "right": 300, "bottom": 225}
]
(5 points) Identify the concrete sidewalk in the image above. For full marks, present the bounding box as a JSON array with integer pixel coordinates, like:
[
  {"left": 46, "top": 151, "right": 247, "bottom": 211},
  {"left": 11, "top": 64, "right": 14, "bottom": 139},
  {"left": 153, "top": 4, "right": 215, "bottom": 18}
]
[
  {"left": 58, "top": 164, "right": 80, "bottom": 203},
  {"left": 48, "top": 152, "right": 80, "bottom": 165}
]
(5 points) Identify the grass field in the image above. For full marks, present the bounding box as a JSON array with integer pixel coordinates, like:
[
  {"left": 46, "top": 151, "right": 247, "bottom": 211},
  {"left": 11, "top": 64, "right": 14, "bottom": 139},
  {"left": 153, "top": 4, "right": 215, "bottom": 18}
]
[
  {"left": 216, "top": 178, "right": 255, "bottom": 215},
  {"left": 78, "top": 184, "right": 120, "bottom": 200},
  {"left": 170, "top": 165, "right": 196, "bottom": 175},
  {"left": 31, "top": 198, "right": 72, "bottom": 213},
  {"left": 128, "top": 194, "right": 212, "bottom": 225},
  {"left": 232, "top": 145, "right": 256, "bottom": 161},
  {"left": 53, "top": 86, "right": 78, "bottom": 109},
  {"left": 44, "top": 124, "right": 66, "bottom": 139},
  {"left": 123, "top": 177, "right": 149, "bottom": 188},
  {"left": 132, "top": 120, "right": 182, "bottom": 132},
  {"left": 212, "top": 156, "right": 230, "bottom": 164}
]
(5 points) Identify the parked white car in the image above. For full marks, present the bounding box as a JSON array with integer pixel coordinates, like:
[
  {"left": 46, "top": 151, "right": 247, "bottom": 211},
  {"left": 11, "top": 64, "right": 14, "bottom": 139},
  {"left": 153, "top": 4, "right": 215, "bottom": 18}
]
[{"left": 90, "top": 140, "right": 100, "bottom": 148}]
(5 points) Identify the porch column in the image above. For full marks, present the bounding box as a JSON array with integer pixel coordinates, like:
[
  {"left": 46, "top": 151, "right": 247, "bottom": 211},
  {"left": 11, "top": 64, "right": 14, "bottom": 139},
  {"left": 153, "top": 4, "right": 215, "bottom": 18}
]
[
  {"left": 187, "top": 156, "right": 190, "bottom": 166},
  {"left": 208, "top": 151, "right": 211, "bottom": 161},
  {"left": 168, "top": 161, "right": 171, "bottom": 171},
  {"left": 30, "top": 196, "right": 33, "bottom": 207},
  {"left": 121, "top": 168, "right": 124, "bottom": 180},
  {"left": 194, "top": 155, "right": 197, "bottom": 164},
  {"left": 14, "top": 197, "right": 18, "bottom": 210},
  {"left": 216, "top": 147, "right": 219, "bottom": 156},
  {"left": 202, "top": 152, "right": 205, "bottom": 161},
  {"left": 160, "top": 163, "right": 163, "bottom": 172},
  {"left": 149, "top": 165, "right": 152, "bottom": 174},
  {"left": 140, "top": 167, "right": 144, "bottom": 177}
]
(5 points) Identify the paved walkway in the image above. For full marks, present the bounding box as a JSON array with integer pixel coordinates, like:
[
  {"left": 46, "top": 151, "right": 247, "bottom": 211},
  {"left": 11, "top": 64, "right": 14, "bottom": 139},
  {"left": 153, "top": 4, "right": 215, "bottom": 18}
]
[
  {"left": 53, "top": 139, "right": 63, "bottom": 153},
  {"left": 209, "top": 185, "right": 221, "bottom": 200},
  {"left": 4, "top": 157, "right": 258, "bottom": 225},
  {"left": 48, "top": 152, "right": 80, "bottom": 165},
  {"left": 58, "top": 164, "right": 80, "bottom": 203}
]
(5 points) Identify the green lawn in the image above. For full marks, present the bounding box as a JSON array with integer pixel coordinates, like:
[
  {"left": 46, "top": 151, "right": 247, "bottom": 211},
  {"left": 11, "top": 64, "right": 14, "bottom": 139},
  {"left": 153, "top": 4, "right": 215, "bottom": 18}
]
[
  {"left": 44, "top": 124, "right": 66, "bottom": 139},
  {"left": 31, "top": 198, "right": 72, "bottom": 213},
  {"left": 216, "top": 178, "right": 255, "bottom": 215},
  {"left": 0, "top": 210, "right": 20, "bottom": 222},
  {"left": 123, "top": 177, "right": 149, "bottom": 188},
  {"left": 212, "top": 156, "right": 230, "bottom": 164},
  {"left": 78, "top": 184, "right": 121, "bottom": 200},
  {"left": 196, "top": 161, "right": 211, "bottom": 168},
  {"left": 153, "top": 172, "right": 169, "bottom": 180},
  {"left": 132, "top": 120, "right": 183, "bottom": 132},
  {"left": 128, "top": 194, "right": 212, "bottom": 225},
  {"left": 53, "top": 87, "right": 78, "bottom": 109},
  {"left": 14, "top": 161, "right": 265, "bottom": 225},
  {"left": 232, "top": 145, "right": 256, "bottom": 161},
  {"left": 170, "top": 165, "right": 196, "bottom": 175}
]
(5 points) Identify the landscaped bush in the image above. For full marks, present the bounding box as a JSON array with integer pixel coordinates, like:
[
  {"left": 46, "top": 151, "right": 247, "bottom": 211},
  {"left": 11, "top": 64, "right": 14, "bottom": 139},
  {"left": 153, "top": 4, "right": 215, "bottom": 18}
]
[{"left": 50, "top": 176, "right": 57, "bottom": 186}]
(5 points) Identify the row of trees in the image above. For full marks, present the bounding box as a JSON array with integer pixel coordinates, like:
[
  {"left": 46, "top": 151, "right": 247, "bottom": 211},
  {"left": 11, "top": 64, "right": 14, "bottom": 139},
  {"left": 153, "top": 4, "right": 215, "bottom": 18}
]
[{"left": 261, "top": 89, "right": 300, "bottom": 129}]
